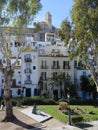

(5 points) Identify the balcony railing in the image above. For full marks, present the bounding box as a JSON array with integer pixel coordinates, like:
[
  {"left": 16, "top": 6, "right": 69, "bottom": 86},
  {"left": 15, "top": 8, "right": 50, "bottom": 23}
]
[
  {"left": 40, "top": 65, "right": 48, "bottom": 69},
  {"left": 24, "top": 80, "right": 32, "bottom": 84},
  {"left": 51, "top": 66, "right": 60, "bottom": 69},
  {"left": 24, "top": 58, "right": 32, "bottom": 62},
  {"left": 24, "top": 69, "right": 32, "bottom": 73},
  {"left": 40, "top": 77, "right": 48, "bottom": 81},
  {"left": 63, "top": 66, "right": 71, "bottom": 69}
]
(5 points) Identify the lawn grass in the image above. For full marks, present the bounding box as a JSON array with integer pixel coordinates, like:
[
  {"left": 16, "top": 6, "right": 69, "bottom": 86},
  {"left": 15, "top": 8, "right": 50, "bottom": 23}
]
[
  {"left": 71, "top": 105, "right": 98, "bottom": 122},
  {"left": 38, "top": 105, "right": 68, "bottom": 123},
  {"left": 37, "top": 105, "right": 98, "bottom": 124}
]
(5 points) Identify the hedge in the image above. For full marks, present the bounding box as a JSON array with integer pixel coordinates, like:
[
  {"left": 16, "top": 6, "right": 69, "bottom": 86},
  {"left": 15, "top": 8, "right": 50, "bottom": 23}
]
[{"left": 71, "top": 116, "right": 83, "bottom": 124}]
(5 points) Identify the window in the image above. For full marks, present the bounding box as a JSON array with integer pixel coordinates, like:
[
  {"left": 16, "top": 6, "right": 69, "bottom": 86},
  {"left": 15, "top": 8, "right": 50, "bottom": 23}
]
[
  {"left": 10, "top": 43, "right": 13, "bottom": 46},
  {"left": 42, "top": 60, "right": 47, "bottom": 68},
  {"left": 83, "top": 71, "right": 86, "bottom": 78},
  {"left": 0, "top": 59, "right": 2, "bottom": 64},
  {"left": 17, "top": 89, "right": 21, "bottom": 95},
  {"left": 26, "top": 64, "right": 31, "bottom": 69},
  {"left": 53, "top": 61, "right": 59, "bottom": 69},
  {"left": 41, "top": 72, "right": 46, "bottom": 80},
  {"left": 25, "top": 54, "right": 31, "bottom": 59},
  {"left": 17, "top": 61, "right": 20, "bottom": 65},
  {"left": 33, "top": 66, "right": 36, "bottom": 70},
  {"left": 18, "top": 81, "right": 21, "bottom": 84},
  {"left": 2, "top": 79, "right": 4, "bottom": 83},
  {"left": 15, "top": 41, "right": 20, "bottom": 47},
  {"left": 63, "top": 61, "right": 69, "bottom": 69},
  {"left": 24, "top": 54, "right": 32, "bottom": 62},
  {"left": 26, "top": 75, "right": 31, "bottom": 81},
  {"left": 74, "top": 60, "right": 77, "bottom": 67}
]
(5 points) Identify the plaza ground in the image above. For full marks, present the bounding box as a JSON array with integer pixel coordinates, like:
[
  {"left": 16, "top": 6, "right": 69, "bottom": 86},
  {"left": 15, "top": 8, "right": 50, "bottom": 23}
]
[
  {"left": 0, "top": 106, "right": 98, "bottom": 130},
  {"left": 0, "top": 106, "right": 64, "bottom": 130}
]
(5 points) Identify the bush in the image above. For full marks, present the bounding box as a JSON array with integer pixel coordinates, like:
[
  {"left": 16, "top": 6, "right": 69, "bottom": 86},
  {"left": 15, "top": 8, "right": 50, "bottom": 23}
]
[
  {"left": 58, "top": 98, "right": 98, "bottom": 106},
  {"left": 19, "top": 96, "right": 57, "bottom": 106},
  {"left": 58, "top": 102, "right": 68, "bottom": 110},
  {"left": 17, "top": 100, "right": 22, "bottom": 107},
  {"left": 12, "top": 99, "right": 17, "bottom": 106},
  {"left": 20, "top": 97, "right": 34, "bottom": 105},
  {"left": 71, "top": 116, "right": 83, "bottom": 124},
  {"left": 0, "top": 99, "right": 17, "bottom": 106},
  {"left": 44, "top": 98, "right": 57, "bottom": 105}
]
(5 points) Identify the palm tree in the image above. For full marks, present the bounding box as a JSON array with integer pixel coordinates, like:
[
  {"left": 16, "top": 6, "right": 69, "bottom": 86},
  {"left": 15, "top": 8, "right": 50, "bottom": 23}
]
[
  {"left": 49, "top": 72, "right": 76, "bottom": 99},
  {"left": 60, "top": 73, "right": 76, "bottom": 98},
  {"left": 49, "top": 72, "right": 66, "bottom": 98}
]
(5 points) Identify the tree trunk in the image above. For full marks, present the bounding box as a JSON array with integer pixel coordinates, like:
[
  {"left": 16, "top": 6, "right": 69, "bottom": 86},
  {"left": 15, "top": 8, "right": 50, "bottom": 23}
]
[
  {"left": 2, "top": 89, "right": 14, "bottom": 122},
  {"left": 2, "top": 64, "right": 15, "bottom": 122}
]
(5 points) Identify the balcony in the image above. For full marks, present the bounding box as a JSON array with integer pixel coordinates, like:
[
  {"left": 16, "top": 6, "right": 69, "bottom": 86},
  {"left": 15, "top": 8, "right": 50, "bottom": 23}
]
[
  {"left": 24, "top": 58, "right": 32, "bottom": 62},
  {"left": 24, "top": 69, "right": 32, "bottom": 73},
  {"left": 63, "top": 66, "right": 71, "bottom": 69},
  {"left": 24, "top": 80, "right": 32, "bottom": 84},
  {"left": 51, "top": 66, "right": 60, "bottom": 69},
  {"left": 40, "top": 65, "right": 48, "bottom": 69},
  {"left": 40, "top": 77, "right": 48, "bottom": 81}
]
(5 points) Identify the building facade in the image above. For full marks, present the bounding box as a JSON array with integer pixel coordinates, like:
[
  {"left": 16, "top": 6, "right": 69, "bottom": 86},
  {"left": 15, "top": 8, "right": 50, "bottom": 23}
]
[{"left": 0, "top": 12, "right": 92, "bottom": 99}]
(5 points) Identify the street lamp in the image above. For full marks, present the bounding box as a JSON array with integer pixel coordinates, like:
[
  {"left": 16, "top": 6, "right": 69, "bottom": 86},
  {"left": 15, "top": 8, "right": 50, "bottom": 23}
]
[{"left": 67, "top": 94, "right": 71, "bottom": 125}]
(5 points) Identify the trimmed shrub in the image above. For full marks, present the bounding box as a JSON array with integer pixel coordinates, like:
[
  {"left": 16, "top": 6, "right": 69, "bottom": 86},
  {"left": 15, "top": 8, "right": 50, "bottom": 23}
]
[
  {"left": 0, "top": 99, "right": 17, "bottom": 106},
  {"left": 19, "top": 96, "right": 57, "bottom": 105},
  {"left": 71, "top": 116, "right": 83, "bottom": 124},
  {"left": 58, "top": 98, "right": 98, "bottom": 106},
  {"left": 44, "top": 98, "right": 57, "bottom": 105},
  {"left": 20, "top": 97, "right": 34, "bottom": 105}
]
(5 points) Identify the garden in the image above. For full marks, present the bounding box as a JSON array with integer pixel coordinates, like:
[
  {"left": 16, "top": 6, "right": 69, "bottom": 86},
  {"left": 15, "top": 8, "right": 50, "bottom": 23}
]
[
  {"left": 1, "top": 96, "right": 98, "bottom": 124},
  {"left": 38, "top": 105, "right": 98, "bottom": 124}
]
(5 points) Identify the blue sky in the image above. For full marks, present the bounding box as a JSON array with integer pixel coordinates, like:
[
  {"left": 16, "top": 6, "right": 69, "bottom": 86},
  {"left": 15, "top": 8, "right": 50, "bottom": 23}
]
[{"left": 34, "top": 0, "right": 74, "bottom": 28}]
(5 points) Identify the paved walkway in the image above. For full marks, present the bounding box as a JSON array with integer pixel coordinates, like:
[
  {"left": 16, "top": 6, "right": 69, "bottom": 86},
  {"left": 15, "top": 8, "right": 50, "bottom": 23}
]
[
  {"left": 41, "top": 120, "right": 98, "bottom": 130},
  {"left": 0, "top": 107, "right": 98, "bottom": 130}
]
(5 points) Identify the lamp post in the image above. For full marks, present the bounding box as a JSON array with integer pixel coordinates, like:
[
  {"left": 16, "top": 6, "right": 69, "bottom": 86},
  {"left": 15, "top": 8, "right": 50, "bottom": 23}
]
[{"left": 67, "top": 94, "right": 71, "bottom": 125}]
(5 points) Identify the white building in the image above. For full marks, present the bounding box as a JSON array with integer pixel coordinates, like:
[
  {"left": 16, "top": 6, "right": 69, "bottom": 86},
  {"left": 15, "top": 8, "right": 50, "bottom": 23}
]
[{"left": 20, "top": 49, "right": 39, "bottom": 97}]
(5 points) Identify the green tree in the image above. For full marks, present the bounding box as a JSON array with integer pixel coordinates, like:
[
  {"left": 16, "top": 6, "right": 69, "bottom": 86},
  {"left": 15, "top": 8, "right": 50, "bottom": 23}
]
[
  {"left": 80, "top": 75, "right": 97, "bottom": 99},
  {"left": 58, "top": 19, "right": 72, "bottom": 46},
  {"left": 59, "top": 0, "right": 98, "bottom": 88},
  {"left": 49, "top": 72, "right": 65, "bottom": 98},
  {"left": 0, "top": 0, "right": 42, "bottom": 121},
  {"left": 33, "top": 22, "right": 42, "bottom": 33},
  {"left": 88, "top": 76, "right": 97, "bottom": 99},
  {"left": 38, "top": 76, "right": 43, "bottom": 96},
  {"left": 63, "top": 75, "right": 77, "bottom": 98},
  {"left": 49, "top": 72, "right": 75, "bottom": 98},
  {"left": 70, "top": 0, "right": 98, "bottom": 86},
  {"left": 80, "top": 76, "right": 89, "bottom": 92}
]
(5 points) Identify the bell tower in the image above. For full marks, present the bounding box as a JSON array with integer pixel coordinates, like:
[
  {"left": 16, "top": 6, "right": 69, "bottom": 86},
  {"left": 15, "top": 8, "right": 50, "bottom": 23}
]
[{"left": 45, "top": 12, "right": 52, "bottom": 26}]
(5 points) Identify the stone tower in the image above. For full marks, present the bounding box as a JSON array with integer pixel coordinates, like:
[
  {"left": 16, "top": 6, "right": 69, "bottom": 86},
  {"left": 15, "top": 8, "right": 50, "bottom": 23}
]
[{"left": 45, "top": 12, "right": 52, "bottom": 26}]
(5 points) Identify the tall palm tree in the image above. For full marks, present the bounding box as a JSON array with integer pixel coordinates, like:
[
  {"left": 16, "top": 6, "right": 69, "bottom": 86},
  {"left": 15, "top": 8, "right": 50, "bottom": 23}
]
[
  {"left": 49, "top": 72, "right": 76, "bottom": 98},
  {"left": 49, "top": 72, "right": 66, "bottom": 98}
]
